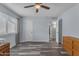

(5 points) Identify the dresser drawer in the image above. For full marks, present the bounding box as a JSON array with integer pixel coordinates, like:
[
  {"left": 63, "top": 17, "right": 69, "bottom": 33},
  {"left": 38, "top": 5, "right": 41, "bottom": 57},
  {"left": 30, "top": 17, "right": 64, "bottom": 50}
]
[
  {"left": 63, "top": 45, "right": 72, "bottom": 55},
  {"left": 73, "top": 40, "right": 79, "bottom": 50},
  {"left": 73, "top": 49, "right": 79, "bottom": 56},
  {"left": 63, "top": 39, "right": 72, "bottom": 49},
  {"left": 63, "top": 43, "right": 72, "bottom": 49},
  {"left": 63, "top": 37, "right": 73, "bottom": 44}
]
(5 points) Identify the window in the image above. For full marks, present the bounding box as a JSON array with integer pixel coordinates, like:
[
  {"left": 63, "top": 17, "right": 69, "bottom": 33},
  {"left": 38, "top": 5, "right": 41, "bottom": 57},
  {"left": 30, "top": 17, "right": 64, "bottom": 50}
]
[
  {"left": 7, "top": 16, "right": 17, "bottom": 33},
  {"left": 0, "top": 12, "right": 18, "bottom": 35}
]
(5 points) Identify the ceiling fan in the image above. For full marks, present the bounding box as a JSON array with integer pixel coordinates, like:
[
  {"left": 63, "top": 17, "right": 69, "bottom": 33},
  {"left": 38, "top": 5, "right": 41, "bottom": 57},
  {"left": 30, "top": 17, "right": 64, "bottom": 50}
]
[{"left": 24, "top": 3, "right": 50, "bottom": 13}]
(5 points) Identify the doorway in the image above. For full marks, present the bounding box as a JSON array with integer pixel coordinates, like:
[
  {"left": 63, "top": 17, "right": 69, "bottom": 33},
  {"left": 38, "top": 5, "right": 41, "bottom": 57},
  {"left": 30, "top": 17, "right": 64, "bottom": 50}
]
[
  {"left": 49, "top": 19, "right": 62, "bottom": 47},
  {"left": 49, "top": 21, "right": 57, "bottom": 47}
]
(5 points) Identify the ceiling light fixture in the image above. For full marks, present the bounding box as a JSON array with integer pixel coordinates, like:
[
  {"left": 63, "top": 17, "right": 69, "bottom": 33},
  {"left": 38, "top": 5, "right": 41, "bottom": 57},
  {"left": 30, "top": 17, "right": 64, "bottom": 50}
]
[{"left": 34, "top": 4, "right": 41, "bottom": 9}]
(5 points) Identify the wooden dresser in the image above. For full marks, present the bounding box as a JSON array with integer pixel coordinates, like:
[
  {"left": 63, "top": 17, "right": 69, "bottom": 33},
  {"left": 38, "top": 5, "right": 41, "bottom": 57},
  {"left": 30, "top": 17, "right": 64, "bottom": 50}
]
[
  {"left": 0, "top": 43, "right": 10, "bottom": 56},
  {"left": 63, "top": 36, "right": 79, "bottom": 56}
]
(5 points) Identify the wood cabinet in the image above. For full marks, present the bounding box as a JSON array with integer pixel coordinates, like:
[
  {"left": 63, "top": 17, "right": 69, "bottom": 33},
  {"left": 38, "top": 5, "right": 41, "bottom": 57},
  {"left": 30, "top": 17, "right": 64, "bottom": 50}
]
[
  {"left": 0, "top": 43, "right": 10, "bottom": 56},
  {"left": 63, "top": 36, "right": 79, "bottom": 56}
]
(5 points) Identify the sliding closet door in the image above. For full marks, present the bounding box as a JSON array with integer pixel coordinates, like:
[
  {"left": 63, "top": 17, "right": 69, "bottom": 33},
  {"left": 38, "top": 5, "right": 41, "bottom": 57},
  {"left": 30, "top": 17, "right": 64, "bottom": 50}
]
[{"left": 33, "top": 18, "right": 49, "bottom": 42}]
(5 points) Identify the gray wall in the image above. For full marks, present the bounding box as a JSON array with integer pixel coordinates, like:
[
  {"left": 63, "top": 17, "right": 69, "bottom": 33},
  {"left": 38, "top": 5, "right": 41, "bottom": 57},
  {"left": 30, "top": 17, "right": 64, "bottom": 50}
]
[
  {"left": 59, "top": 4, "right": 79, "bottom": 38},
  {"left": 19, "top": 16, "right": 54, "bottom": 42}
]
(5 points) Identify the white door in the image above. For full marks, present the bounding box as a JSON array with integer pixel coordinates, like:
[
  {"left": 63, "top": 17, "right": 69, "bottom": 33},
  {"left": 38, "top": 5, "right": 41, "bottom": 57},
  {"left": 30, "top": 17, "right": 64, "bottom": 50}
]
[
  {"left": 26, "top": 19, "right": 32, "bottom": 41},
  {"left": 21, "top": 19, "right": 32, "bottom": 42},
  {"left": 33, "top": 19, "right": 49, "bottom": 42}
]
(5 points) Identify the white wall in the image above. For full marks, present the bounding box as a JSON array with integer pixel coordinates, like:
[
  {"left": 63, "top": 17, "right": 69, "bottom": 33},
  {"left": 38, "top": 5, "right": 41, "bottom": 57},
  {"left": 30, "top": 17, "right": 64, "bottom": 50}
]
[
  {"left": 20, "top": 16, "right": 54, "bottom": 42},
  {"left": 59, "top": 4, "right": 79, "bottom": 38}
]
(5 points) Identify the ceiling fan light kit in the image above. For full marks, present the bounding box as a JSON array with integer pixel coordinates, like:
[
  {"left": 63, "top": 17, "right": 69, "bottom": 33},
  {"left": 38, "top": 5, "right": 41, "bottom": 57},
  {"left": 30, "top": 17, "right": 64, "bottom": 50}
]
[{"left": 34, "top": 4, "right": 41, "bottom": 9}]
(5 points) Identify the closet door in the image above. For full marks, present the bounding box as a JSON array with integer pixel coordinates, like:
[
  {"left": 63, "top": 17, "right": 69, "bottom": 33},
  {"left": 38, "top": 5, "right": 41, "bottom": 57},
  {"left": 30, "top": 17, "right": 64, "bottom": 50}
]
[
  {"left": 20, "top": 19, "right": 33, "bottom": 42},
  {"left": 33, "top": 19, "right": 49, "bottom": 42},
  {"left": 25, "top": 19, "right": 32, "bottom": 41}
]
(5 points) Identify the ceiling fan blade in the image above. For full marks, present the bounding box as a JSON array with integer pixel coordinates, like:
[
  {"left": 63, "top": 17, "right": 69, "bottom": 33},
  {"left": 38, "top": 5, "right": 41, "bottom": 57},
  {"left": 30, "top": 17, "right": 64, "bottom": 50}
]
[
  {"left": 41, "top": 5, "right": 50, "bottom": 9},
  {"left": 24, "top": 5, "right": 34, "bottom": 8},
  {"left": 36, "top": 9, "right": 39, "bottom": 13}
]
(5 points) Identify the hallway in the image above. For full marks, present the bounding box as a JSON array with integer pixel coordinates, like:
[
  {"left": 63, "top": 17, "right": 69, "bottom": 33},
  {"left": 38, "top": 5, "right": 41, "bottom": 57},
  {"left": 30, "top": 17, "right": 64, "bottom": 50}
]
[{"left": 10, "top": 40, "right": 68, "bottom": 56}]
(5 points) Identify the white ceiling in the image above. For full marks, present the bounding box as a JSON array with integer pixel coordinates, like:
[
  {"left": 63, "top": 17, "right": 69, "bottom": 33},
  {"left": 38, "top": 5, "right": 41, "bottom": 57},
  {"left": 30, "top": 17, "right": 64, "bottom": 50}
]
[{"left": 3, "top": 3, "right": 77, "bottom": 17}]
